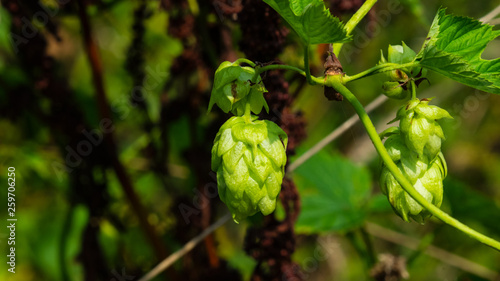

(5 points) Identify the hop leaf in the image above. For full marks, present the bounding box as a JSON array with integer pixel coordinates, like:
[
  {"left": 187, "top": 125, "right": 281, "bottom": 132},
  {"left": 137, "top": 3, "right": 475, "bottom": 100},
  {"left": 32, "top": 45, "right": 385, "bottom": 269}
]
[
  {"left": 212, "top": 116, "right": 288, "bottom": 222},
  {"left": 263, "top": 0, "right": 350, "bottom": 45},
  {"left": 208, "top": 61, "right": 269, "bottom": 115},
  {"left": 416, "top": 8, "right": 500, "bottom": 94}
]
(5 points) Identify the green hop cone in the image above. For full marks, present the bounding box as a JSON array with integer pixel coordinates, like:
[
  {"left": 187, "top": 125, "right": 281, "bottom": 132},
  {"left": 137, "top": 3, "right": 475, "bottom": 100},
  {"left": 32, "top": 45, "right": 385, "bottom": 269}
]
[
  {"left": 392, "top": 98, "right": 452, "bottom": 159},
  {"left": 208, "top": 61, "right": 269, "bottom": 116},
  {"left": 211, "top": 116, "right": 288, "bottom": 223},
  {"left": 380, "top": 131, "right": 447, "bottom": 223}
]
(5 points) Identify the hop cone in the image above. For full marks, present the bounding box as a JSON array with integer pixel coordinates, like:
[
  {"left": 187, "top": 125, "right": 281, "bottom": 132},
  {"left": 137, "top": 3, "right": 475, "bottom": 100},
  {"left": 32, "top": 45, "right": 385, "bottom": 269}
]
[
  {"left": 380, "top": 132, "right": 447, "bottom": 223},
  {"left": 212, "top": 116, "right": 288, "bottom": 222},
  {"left": 380, "top": 99, "right": 451, "bottom": 223}
]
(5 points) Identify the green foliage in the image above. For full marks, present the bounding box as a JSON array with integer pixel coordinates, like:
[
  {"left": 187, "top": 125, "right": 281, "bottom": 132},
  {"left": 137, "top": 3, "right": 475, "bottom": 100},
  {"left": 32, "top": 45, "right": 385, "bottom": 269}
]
[
  {"left": 293, "top": 152, "right": 372, "bottom": 233},
  {"left": 263, "top": 0, "right": 350, "bottom": 45},
  {"left": 265, "top": 0, "right": 500, "bottom": 250},
  {"left": 417, "top": 8, "right": 500, "bottom": 94},
  {"left": 2, "top": 1, "right": 500, "bottom": 280}
]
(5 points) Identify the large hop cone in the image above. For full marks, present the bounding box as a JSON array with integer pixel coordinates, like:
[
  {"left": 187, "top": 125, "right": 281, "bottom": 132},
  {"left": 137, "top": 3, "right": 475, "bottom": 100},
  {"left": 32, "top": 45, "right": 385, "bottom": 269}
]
[
  {"left": 380, "top": 131, "right": 447, "bottom": 223},
  {"left": 212, "top": 116, "right": 288, "bottom": 223},
  {"left": 392, "top": 98, "right": 452, "bottom": 159}
]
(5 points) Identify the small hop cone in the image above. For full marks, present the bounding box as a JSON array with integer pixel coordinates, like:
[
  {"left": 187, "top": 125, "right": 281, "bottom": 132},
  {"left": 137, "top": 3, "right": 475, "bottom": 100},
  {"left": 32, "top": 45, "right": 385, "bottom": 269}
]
[
  {"left": 212, "top": 116, "right": 288, "bottom": 223},
  {"left": 380, "top": 133, "right": 447, "bottom": 223}
]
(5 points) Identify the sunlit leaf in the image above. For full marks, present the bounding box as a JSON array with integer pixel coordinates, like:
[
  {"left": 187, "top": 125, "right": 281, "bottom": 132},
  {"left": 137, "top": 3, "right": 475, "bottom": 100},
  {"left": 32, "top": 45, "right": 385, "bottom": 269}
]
[
  {"left": 417, "top": 9, "right": 500, "bottom": 94},
  {"left": 263, "top": 0, "right": 350, "bottom": 45}
]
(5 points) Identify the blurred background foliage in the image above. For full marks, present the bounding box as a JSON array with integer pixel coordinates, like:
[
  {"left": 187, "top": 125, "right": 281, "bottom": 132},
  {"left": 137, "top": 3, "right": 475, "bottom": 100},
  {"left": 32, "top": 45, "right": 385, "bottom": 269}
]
[{"left": 0, "top": 0, "right": 499, "bottom": 280}]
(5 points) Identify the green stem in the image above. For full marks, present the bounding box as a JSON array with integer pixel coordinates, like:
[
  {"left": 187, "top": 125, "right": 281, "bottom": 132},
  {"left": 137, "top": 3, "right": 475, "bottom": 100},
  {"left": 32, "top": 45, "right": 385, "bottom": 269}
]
[
  {"left": 410, "top": 80, "right": 417, "bottom": 100},
  {"left": 333, "top": 0, "right": 378, "bottom": 56},
  {"left": 303, "top": 45, "right": 316, "bottom": 85},
  {"left": 329, "top": 76, "right": 500, "bottom": 251},
  {"left": 256, "top": 64, "right": 304, "bottom": 76},
  {"left": 343, "top": 62, "right": 418, "bottom": 83},
  {"left": 254, "top": 64, "right": 324, "bottom": 85},
  {"left": 244, "top": 102, "right": 252, "bottom": 123},
  {"left": 234, "top": 58, "right": 256, "bottom": 67}
]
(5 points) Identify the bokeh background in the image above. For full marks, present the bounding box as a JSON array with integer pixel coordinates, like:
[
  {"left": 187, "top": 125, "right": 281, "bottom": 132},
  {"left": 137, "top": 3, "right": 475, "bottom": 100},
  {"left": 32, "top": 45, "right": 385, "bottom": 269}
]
[{"left": 0, "top": 0, "right": 499, "bottom": 280}]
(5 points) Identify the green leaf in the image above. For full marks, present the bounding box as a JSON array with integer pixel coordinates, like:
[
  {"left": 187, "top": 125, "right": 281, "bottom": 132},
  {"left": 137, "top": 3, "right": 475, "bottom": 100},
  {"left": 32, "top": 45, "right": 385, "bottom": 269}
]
[
  {"left": 417, "top": 9, "right": 500, "bottom": 94},
  {"left": 263, "top": 0, "right": 350, "bottom": 45},
  {"left": 293, "top": 152, "right": 371, "bottom": 233},
  {"left": 289, "top": 0, "right": 310, "bottom": 15}
]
